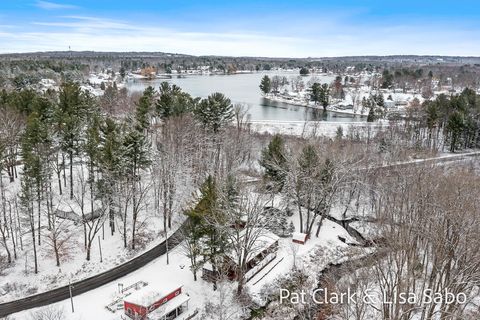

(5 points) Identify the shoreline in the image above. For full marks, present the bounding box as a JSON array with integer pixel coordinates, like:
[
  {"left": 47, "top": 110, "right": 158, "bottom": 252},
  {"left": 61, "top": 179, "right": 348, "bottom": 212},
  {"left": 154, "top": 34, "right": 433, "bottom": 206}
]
[{"left": 263, "top": 94, "right": 368, "bottom": 117}]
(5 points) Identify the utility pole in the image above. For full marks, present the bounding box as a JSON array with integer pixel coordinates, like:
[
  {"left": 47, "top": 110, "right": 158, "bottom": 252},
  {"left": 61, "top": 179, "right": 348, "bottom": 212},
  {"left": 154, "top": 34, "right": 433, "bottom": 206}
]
[
  {"left": 166, "top": 228, "right": 169, "bottom": 265},
  {"left": 98, "top": 236, "right": 103, "bottom": 263},
  {"left": 69, "top": 280, "right": 74, "bottom": 313}
]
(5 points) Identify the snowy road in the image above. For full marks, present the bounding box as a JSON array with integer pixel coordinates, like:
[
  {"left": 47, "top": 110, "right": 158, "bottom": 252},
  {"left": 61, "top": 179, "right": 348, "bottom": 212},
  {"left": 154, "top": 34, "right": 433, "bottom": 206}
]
[
  {"left": 1, "top": 151, "right": 478, "bottom": 318},
  {"left": 0, "top": 225, "right": 185, "bottom": 318}
]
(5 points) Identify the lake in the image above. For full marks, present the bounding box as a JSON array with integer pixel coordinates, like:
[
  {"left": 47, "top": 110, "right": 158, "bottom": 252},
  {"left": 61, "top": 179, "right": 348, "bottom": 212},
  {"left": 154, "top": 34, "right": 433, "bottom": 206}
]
[{"left": 125, "top": 71, "right": 364, "bottom": 122}]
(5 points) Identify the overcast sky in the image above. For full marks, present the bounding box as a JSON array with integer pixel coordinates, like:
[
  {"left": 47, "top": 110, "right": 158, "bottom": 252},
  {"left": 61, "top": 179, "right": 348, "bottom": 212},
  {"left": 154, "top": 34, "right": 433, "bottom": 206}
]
[{"left": 0, "top": 0, "right": 479, "bottom": 57}]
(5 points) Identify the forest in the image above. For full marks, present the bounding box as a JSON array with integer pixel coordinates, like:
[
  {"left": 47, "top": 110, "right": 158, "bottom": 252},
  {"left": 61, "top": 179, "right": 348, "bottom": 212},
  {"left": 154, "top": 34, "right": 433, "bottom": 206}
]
[{"left": 0, "top": 76, "right": 479, "bottom": 320}]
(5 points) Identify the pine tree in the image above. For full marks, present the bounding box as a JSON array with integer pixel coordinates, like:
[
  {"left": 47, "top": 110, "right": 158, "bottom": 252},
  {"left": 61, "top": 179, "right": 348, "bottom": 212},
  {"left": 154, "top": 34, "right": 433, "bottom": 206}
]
[
  {"left": 336, "top": 126, "right": 344, "bottom": 140},
  {"left": 188, "top": 176, "right": 226, "bottom": 289},
  {"left": 156, "top": 82, "right": 196, "bottom": 119},
  {"left": 135, "top": 86, "right": 155, "bottom": 131},
  {"left": 84, "top": 112, "right": 102, "bottom": 216},
  {"left": 260, "top": 134, "right": 288, "bottom": 191},
  {"left": 288, "top": 221, "right": 295, "bottom": 235},
  {"left": 299, "top": 67, "right": 309, "bottom": 76},
  {"left": 57, "top": 82, "right": 90, "bottom": 199},
  {"left": 298, "top": 144, "right": 318, "bottom": 178},
  {"left": 123, "top": 125, "right": 151, "bottom": 249},
  {"left": 319, "top": 83, "right": 330, "bottom": 111},
  {"left": 259, "top": 75, "right": 272, "bottom": 95},
  {"left": 367, "top": 106, "right": 376, "bottom": 122},
  {"left": 310, "top": 82, "right": 321, "bottom": 106},
  {"left": 98, "top": 118, "right": 123, "bottom": 235},
  {"left": 194, "top": 92, "right": 234, "bottom": 133},
  {"left": 21, "top": 111, "right": 50, "bottom": 273},
  {"left": 180, "top": 212, "right": 204, "bottom": 281},
  {"left": 446, "top": 111, "right": 464, "bottom": 152}
]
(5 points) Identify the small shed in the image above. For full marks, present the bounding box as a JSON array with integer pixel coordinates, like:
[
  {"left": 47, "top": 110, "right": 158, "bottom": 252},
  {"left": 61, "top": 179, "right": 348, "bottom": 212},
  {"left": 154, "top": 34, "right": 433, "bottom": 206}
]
[
  {"left": 292, "top": 232, "right": 308, "bottom": 245},
  {"left": 123, "top": 284, "right": 190, "bottom": 319}
]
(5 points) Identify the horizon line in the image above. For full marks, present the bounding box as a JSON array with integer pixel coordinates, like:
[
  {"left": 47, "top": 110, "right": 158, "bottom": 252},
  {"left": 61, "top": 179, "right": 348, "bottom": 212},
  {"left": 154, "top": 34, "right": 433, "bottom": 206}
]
[{"left": 1, "top": 50, "right": 479, "bottom": 60}]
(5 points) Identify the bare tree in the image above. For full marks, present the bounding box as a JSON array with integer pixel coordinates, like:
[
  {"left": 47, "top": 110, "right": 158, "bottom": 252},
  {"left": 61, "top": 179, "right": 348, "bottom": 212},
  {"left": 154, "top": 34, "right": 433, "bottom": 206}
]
[
  {"left": 71, "top": 169, "right": 107, "bottom": 261},
  {"left": 44, "top": 189, "right": 74, "bottom": 267},
  {"left": 29, "top": 305, "right": 65, "bottom": 320},
  {"left": 364, "top": 165, "right": 480, "bottom": 320},
  {"left": 215, "top": 185, "right": 273, "bottom": 295},
  {"left": 130, "top": 179, "right": 151, "bottom": 250},
  {"left": 0, "top": 107, "right": 23, "bottom": 182},
  {"left": 178, "top": 218, "right": 203, "bottom": 281}
]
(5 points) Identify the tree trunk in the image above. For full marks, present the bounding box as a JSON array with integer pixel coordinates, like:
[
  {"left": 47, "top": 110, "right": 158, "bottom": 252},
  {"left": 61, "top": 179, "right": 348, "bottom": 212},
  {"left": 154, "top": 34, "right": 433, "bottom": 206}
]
[
  {"left": 37, "top": 188, "right": 41, "bottom": 246},
  {"left": 123, "top": 199, "right": 128, "bottom": 249},
  {"left": 62, "top": 153, "right": 67, "bottom": 188},
  {"left": 57, "top": 168, "right": 62, "bottom": 195},
  {"left": 8, "top": 202, "right": 16, "bottom": 260},
  {"left": 53, "top": 235, "right": 60, "bottom": 267},
  {"left": 30, "top": 204, "right": 38, "bottom": 273},
  {"left": 69, "top": 150, "right": 74, "bottom": 199},
  {"left": 131, "top": 180, "right": 137, "bottom": 250},
  {"left": 0, "top": 228, "right": 11, "bottom": 263},
  {"left": 86, "top": 241, "right": 92, "bottom": 261},
  {"left": 109, "top": 192, "right": 115, "bottom": 236}
]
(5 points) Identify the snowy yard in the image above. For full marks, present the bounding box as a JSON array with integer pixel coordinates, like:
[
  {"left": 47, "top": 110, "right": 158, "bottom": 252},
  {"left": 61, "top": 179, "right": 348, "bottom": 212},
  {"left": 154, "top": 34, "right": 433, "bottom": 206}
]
[{"left": 8, "top": 193, "right": 365, "bottom": 320}]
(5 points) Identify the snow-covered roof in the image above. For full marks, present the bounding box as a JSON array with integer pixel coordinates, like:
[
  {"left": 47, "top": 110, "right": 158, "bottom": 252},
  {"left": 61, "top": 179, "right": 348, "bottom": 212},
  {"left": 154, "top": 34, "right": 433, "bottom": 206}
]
[
  {"left": 292, "top": 232, "right": 307, "bottom": 242},
  {"left": 228, "top": 228, "right": 279, "bottom": 264},
  {"left": 146, "top": 293, "right": 190, "bottom": 319},
  {"left": 124, "top": 283, "right": 182, "bottom": 307}
]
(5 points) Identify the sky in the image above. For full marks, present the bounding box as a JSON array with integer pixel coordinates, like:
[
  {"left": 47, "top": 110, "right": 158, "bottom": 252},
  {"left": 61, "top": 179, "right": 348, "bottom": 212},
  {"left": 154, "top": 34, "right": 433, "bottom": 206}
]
[{"left": 0, "top": 0, "right": 479, "bottom": 57}]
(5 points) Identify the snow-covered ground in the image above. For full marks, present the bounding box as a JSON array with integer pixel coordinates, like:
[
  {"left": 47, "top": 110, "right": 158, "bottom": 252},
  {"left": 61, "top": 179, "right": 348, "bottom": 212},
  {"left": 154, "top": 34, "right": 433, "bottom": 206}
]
[
  {"left": 0, "top": 158, "right": 194, "bottom": 303},
  {"left": 248, "top": 119, "right": 388, "bottom": 138},
  {"left": 8, "top": 193, "right": 363, "bottom": 320}
]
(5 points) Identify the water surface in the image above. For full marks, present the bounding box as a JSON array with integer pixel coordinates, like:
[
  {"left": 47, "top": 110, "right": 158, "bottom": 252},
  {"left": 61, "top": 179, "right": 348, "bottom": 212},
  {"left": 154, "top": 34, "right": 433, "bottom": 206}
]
[{"left": 126, "top": 71, "right": 364, "bottom": 122}]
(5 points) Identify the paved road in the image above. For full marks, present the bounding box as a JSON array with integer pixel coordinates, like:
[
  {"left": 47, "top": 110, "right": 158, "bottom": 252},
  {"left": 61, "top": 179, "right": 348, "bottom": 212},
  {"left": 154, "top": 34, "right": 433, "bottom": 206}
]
[
  {"left": 0, "top": 226, "right": 185, "bottom": 318},
  {"left": 1, "top": 152, "right": 479, "bottom": 318}
]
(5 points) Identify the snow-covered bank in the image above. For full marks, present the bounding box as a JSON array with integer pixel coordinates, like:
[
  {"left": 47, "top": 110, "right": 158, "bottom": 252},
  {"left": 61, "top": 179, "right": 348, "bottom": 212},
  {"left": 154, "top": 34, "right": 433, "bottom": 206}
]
[{"left": 249, "top": 120, "right": 388, "bottom": 138}]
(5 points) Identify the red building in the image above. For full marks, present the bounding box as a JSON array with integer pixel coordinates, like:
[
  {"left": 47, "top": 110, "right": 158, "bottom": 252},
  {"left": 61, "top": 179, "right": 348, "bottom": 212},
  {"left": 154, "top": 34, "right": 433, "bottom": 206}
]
[
  {"left": 124, "top": 284, "right": 191, "bottom": 320},
  {"left": 292, "top": 232, "right": 308, "bottom": 245}
]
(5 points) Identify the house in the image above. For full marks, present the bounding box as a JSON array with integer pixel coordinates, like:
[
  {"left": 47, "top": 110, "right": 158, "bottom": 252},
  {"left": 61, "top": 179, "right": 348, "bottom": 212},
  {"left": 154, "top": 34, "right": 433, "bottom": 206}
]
[
  {"left": 140, "top": 66, "right": 157, "bottom": 79},
  {"left": 123, "top": 284, "right": 193, "bottom": 320},
  {"left": 292, "top": 232, "right": 308, "bottom": 245},
  {"left": 202, "top": 228, "right": 279, "bottom": 283},
  {"left": 384, "top": 101, "right": 396, "bottom": 109}
]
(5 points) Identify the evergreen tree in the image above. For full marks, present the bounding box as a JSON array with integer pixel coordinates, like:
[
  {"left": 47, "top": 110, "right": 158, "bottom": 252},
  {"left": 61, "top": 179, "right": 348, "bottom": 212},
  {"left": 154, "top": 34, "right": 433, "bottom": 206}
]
[
  {"left": 135, "top": 86, "right": 155, "bottom": 131},
  {"left": 188, "top": 176, "right": 226, "bottom": 289},
  {"left": 319, "top": 83, "right": 330, "bottom": 111},
  {"left": 309, "top": 82, "right": 321, "bottom": 106},
  {"left": 288, "top": 221, "right": 295, "bottom": 235},
  {"left": 336, "top": 126, "right": 344, "bottom": 140},
  {"left": 367, "top": 106, "right": 376, "bottom": 122},
  {"left": 119, "top": 67, "right": 126, "bottom": 79},
  {"left": 446, "top": 111, "right": 464, "bottom": 152},
  {"left": 298, "top": 144, "right": 318, "bottom": 178},
  {"left": 84, "top": 112, "right": 102, "bottom": 215},
  {"left": 259, "top": 75, "right": 272, "bottom": 95},
  {"left": 181, "top": 210, "right": 204, "bottom": 281},
  {"left": 194, "top": 92, "right": 234, "bottom": 133},
  {"left": 123, "top": 124, "right": 151, "bottom": 249},
  {"left": 299, "top": 67, "right": 309, "bottom": 75},
  {"left": 260, "top": 134, "right": 288, "bottom": 191},
  {"left": 57, "top": 82, "right": 90, "bottom": 199},
  {"left": 21, "top": 111, "right": 51, "bottom": 273},
  {"left": 381, "top": 70, "right": 394, "bottom": 88},
  {"left": 98, "top": 118, "right": 123, "bottom": 235},
  {"left": 156, "top": 81, "right": 196, "bottom": 119}
]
